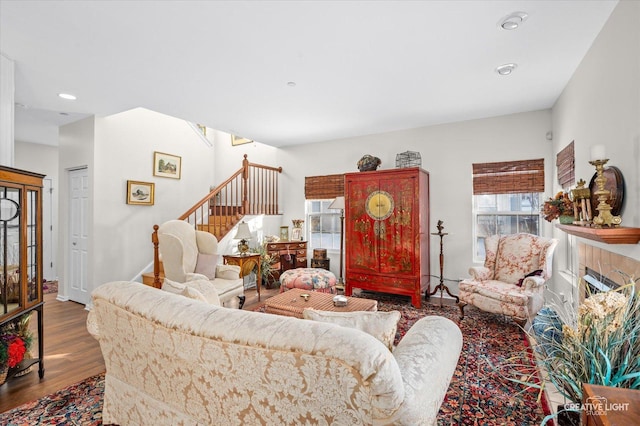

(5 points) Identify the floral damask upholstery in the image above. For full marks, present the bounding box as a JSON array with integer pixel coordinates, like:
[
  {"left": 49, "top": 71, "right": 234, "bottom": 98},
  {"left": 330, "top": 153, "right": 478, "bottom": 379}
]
[
  {"left": 88, "top": 281, "right": 463, "bottom": 425},
  {"left": 459, "top": 233, "right": 558, "bottom": 325},
  {"left": 279, "top": 267, "right": 337, "bottom": 293},
  {"left": 157, "top": 220, "right": 244, "bottom": 308}
]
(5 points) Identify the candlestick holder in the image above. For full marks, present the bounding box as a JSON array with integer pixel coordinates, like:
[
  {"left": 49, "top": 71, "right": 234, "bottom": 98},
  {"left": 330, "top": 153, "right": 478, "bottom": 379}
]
[
  {"left": 426, "top": 220, "right": 459, "bottom": 307},
  {"left": 587, "top": 159, "right": 622, "bottom": 227}
]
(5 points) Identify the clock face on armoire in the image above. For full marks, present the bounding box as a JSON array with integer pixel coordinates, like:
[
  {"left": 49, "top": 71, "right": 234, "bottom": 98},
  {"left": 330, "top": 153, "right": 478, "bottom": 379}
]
[{"left": 365, "top": 190, "right": 394, "bottom": 220}]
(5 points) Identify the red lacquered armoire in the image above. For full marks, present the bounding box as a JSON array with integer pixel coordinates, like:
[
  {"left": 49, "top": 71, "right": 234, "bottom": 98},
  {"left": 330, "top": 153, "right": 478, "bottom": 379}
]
[{"left": 344, "top": 167, "right": 429, "bottom": 308}]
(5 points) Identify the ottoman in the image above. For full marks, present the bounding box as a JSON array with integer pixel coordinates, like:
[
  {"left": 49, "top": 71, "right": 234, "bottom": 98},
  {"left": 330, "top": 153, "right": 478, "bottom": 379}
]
[{"left": 279, "top": 268, "right": 337, "bottom": 294}]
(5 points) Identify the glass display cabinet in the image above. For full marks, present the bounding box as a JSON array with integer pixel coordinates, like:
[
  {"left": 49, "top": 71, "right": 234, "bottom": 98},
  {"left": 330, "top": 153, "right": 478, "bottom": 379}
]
[{"left": 0, "top": 166, "right": 45, "bottom": 384}]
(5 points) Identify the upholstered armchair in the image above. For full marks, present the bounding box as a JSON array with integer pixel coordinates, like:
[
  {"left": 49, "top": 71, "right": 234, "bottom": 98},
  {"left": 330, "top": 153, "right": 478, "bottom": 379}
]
[
  {"left": 157, "top": 220, "right": 245, "bottom": 308},
  {"left": 459, "top": 233, "right": 558, "bottom": 326}
]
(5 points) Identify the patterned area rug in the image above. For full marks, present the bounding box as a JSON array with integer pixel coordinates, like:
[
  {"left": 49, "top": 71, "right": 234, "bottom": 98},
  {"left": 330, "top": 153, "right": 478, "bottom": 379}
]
[
  {"left": 1, "top": 292, "right": 549, "bottom": 425},
  {"left": 43, "top": 280, "right": 58, "bottom": 295},
  {"left": 354, "top": 291, "right": 550, "bottom": 425},
  {"left": 0, "top": 373, "right": 105, "bottom": 425}
]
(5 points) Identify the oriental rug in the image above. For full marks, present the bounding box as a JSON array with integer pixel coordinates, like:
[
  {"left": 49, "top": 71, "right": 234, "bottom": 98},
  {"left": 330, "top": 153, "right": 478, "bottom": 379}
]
[
  {"left": 354, "top": 291, "right": 551, "bottom": 425},
  {"left": 0, "top": 373, "right": 105, "bottom": 425},
  {"left": 0, "top": 292, "right": 550, "bottom": 425}
]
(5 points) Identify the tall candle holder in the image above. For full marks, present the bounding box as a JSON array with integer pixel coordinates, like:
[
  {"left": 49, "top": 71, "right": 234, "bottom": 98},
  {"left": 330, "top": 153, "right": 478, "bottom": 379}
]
[
  {"left": 588, "top": 159, "right": 622, "bottom": 227},
  {"left": 426, "top": 220, "right": 459, "bottom": 307}
]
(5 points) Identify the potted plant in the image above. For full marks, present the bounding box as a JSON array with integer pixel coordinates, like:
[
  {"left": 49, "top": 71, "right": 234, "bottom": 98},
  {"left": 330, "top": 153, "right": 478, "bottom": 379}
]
[
  {"left": 0, "top": 314, "right": 33, "bottom": 384},
  {"left": 254, "top": 242, "right": 279, "bottom": 289},
  {"left": 500, "top": 272, "right": 640, "bottom": 425}
]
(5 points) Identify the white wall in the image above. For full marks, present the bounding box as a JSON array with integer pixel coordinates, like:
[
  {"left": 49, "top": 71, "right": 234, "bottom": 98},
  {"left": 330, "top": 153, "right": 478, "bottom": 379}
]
[
  {"left": 91, "top": 108, "right": 217, "bottom": 286},
  {"left": 54, "top": 108, "right": 219, "bottom": 299},
  {"left": 15, "top": 141, "right": 59, "bottom": 281},
  {"left": 58, "top": 116, "right": 95, "bottom": 300},
  {"left": 551, "top": 0, "right": 640, "bottom": 300},
  {"left": 276, "top": 109, "right": 554, "bottom": 291}
]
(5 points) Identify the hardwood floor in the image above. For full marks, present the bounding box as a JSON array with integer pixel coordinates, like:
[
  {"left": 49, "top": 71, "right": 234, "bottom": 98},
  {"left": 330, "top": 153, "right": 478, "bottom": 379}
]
[{"left": 0, "top": 285, "right": 278, "bottom": 413}]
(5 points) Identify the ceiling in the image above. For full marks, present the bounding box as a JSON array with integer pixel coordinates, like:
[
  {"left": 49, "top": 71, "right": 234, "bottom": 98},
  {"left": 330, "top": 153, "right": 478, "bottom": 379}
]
[{"left": 0, "top": 1, "right": 618, "bottom": 147}]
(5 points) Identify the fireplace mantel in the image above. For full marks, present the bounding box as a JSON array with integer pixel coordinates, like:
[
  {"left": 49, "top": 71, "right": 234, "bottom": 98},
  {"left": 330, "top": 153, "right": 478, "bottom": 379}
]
[{"left": 557, "top": 224, "right": 640, "bottom": 244}]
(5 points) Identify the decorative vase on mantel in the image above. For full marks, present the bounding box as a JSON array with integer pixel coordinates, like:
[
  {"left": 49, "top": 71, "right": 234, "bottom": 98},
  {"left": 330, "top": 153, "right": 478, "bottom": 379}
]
[{"left": 559, "top": 215, "right": 574, "bottom": 225}]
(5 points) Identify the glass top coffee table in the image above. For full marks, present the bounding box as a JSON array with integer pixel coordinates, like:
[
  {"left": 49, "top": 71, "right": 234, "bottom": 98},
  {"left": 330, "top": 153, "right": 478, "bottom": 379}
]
[{"left": 264, "top": 288, "right": 377, "bottom": 318}]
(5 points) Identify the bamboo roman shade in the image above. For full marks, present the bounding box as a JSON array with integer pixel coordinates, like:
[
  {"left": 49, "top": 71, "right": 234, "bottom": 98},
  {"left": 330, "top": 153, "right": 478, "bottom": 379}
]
[
  {"left": 556, "top": 141, "right": 575, "bottom": 189},
  {"left": 305, "top": 174, "right": 344, "bottom": 199},
  {"left": 472, "top": 159, "right": 545, "bottom": 195}
]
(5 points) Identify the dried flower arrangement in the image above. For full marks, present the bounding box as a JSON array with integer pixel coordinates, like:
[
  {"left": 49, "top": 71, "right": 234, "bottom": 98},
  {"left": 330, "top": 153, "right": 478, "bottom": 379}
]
[{"left": 542, "top": 191, "right": 574, "bottom": 222}]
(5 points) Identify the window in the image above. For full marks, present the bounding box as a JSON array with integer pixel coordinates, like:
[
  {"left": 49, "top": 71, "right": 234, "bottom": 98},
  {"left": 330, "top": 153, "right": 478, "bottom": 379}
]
[
  {"left": 304, "top": 174, "right": 344, "bottom": 251},
  {"left": 472, "top": 159, "right": 545, "bottom": 262},
  {"left": 306, "top": 200, "right": 342, "bottom": 250},
  {"left": 473, "top": 193, "right": 541, "bottom": 261}
]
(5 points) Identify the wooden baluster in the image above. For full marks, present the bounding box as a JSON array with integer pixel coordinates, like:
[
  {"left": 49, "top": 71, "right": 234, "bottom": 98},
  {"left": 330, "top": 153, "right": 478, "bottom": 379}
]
[{"left": 152, "top": 225, "right": 161, "bottom": 288}]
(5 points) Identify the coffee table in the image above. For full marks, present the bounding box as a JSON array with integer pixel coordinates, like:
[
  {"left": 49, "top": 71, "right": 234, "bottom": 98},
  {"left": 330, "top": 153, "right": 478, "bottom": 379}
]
[{"left": 264, "top": 288, "right": 377, "bottom": 318}]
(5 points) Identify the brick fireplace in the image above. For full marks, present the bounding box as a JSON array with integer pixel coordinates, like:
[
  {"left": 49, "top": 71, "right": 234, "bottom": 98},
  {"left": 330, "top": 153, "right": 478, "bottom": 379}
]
[{"left": 578, "top": 243, "right": 640, "bottom": 301}]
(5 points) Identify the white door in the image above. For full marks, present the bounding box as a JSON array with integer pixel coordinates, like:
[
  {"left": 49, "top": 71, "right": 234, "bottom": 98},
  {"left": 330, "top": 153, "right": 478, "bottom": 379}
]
[
  {"left": 68, "top": 168, "right": 89, "bottom": 304},
  {"left": 42, "top": 178, "right": 55, "bottom": 281}
]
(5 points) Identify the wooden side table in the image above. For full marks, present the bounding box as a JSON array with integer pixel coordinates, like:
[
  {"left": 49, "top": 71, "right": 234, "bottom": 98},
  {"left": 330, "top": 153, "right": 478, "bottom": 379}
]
[{"left": 223, "top": 253, "right": 261, "bottom": 301}]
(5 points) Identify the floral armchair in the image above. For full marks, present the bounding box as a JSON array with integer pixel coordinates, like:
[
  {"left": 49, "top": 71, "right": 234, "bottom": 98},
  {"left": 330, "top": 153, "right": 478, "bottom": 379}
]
[
  {"left": 157, "top": 220, "right": 245, "bottom": 308},
  {"left": 458, "top": 233, "right": 558, "bottom": 326}
]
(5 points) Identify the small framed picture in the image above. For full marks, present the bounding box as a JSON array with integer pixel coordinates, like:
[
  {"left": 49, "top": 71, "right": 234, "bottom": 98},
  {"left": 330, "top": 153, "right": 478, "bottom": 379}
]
[
  {"left": 291, "top": 228, "right": 302, "bottom": 241},
  {"left": 127, "top": 180, "right": 155, "bottom": 206},
  {"left": 231, "top": 135, "right": 253, "bottom": 146},
  {"left": 153, "top": 151, "right": 182, "bottom": 179},
  {"left": 279, "top": 226, "right": 289, "bottom": 241}
]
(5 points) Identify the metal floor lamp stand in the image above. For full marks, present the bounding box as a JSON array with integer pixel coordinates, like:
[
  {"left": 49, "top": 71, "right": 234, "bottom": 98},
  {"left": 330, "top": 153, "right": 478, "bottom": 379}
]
[{"left": 426, "top": 220, "right": 459, "bottom": 307}]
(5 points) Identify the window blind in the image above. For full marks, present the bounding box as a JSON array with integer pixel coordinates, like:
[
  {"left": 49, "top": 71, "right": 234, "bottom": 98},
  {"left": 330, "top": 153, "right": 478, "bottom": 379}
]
[
  {"left": 305, "top": 174, "right": 344, "bottom": 199},
  {"left": 472, "top": 159, "right": 545, "bottom": 195},
  {"left": 556, "top": 141, "right": 575, "bottom": 189}
]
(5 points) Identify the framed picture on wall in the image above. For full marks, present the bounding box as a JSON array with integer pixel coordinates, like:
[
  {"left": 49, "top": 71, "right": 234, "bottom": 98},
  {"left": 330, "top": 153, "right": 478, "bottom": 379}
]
[
  {"left": 231, "top": 135, "right": 253, "bottom": 146},
  {"left": 127, "top": 180, "right": 155, "bottom": 206},
  {"left": 153, "top": 151, "right": 182, "bottom": 179}
]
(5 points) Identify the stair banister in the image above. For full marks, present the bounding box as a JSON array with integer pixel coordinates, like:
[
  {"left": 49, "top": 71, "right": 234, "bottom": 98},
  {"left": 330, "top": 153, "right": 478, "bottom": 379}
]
[{"left": 151, "top": 154, "right": 282, "bottom": 288}]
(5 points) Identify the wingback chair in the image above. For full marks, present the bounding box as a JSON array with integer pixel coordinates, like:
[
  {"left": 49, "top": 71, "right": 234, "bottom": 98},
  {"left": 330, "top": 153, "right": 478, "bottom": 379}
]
[
  {"left": 458, "top": 233, "right": 558, "bottom": 326},
  {"left": 157, "top": 220, "right": 245, "bottom": 308}
]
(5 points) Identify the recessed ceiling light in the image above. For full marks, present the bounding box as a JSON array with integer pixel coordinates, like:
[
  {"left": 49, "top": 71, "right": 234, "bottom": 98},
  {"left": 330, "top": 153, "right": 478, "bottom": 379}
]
[
  {"left": 58, "top": 93, "right": 77, "bottom": 100},
  {"left": 287, "top": 81, "right": 296, "bottom": 87},
  {"left": 496, "top": 63, "right": 517, "bottom": 75},
  {"left": 498, "top": 12, "right": 528, "bottom": 30}
]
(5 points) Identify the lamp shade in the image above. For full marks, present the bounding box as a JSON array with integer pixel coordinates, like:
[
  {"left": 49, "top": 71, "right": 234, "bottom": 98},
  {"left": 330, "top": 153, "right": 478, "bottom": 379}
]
[
  {"left": 328, "top": 196, "right": 345, "bottom": 210},
  {"left": 234, "top": 222, "right": 251, "bottom": 240}
]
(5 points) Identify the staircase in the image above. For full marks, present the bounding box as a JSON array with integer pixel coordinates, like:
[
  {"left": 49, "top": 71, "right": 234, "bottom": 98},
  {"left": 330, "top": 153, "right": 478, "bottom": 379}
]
[{"left": 143, "top": 154, "right": 283, "bottom": 287}]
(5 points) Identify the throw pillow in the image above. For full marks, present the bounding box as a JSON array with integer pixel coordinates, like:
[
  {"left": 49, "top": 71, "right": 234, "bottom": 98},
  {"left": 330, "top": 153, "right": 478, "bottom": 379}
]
[
  {"left": 184, "top": 279, "right": 221, "bottom": 305},
  {"left": 302, "top": 309, "right": 401, "bottom": 351},
  {"left": 216, "top": 265, "right": 240, "bottom": 280},
  {"left": 194, "top": 253, "right": 219, "bottom": 279},
  {"left": 181, "top": 286, "right": 209, "bottom": 303},
  {"left": 162, "top": 278, "right": 214, "bottom": 304},
  {"left": 161, "top": 278, "right": 186, "bottom": 294},
  {"left": 517, "top": 269, "right": 543, "bottom": 287}
]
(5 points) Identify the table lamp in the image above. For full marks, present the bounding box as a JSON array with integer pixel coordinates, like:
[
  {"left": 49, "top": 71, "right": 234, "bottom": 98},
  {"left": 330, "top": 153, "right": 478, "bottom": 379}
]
[{"left": 234, "top": 221, "right": 252, "bottom": 255}]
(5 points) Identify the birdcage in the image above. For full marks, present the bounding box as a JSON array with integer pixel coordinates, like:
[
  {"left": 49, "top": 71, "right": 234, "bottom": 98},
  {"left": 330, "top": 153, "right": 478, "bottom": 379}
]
[{"left": 395, "top": 151, "right": 422, "bottom": 168}]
